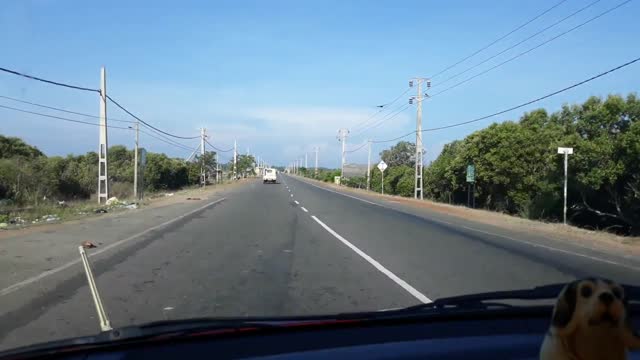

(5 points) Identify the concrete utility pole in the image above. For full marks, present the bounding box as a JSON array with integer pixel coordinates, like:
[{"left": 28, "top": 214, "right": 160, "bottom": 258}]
[
  {"left": 216, "top": 152, "right": 220, "bottom": 183},
  {"left": 557, "top": 147, "right": 574, "bottom": 225},
  {"left": 337, "top": 128, "right": 349, "bottom": 179},
  {"left": 133, "top": 122, "right": 139, "bottom": 200},
  {"left": 98, "top": 67, "right": 109, "bottom": 204},
  {"left": 410, "top": 77, "right": 430, "bottom": 200},
  {"left": 305, "top": 153, "right": 308, "bottom": 168},
  {"left": 233, "top": 139, "right": 237, "bottom": 180},
  {"left": 315, "top": 146, "right": 319, "bottom": 176},
  {"left": 367, "top": 140, "right": 372, "bottom": 191},
  {"left": 200, "top": 128, "right": 206, "bottom": 186}
]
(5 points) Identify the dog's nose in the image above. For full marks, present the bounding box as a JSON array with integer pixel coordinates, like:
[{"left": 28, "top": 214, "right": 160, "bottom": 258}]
[{"left": 599, "top": 292, "right": 614, "bottom": 305}]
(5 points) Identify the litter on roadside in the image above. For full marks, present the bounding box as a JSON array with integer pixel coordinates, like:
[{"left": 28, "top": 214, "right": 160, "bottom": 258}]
[
  {"left": 165, "top": 193, "right": 175, "bottom": 197},
  {"left": 105, "top": 197, "right": 120, "bottom": 206},
  {"left": 186, "top": 197, "right": 201, "bottom": 201}
]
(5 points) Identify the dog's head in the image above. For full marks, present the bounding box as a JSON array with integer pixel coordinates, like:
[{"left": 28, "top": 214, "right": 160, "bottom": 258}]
[{"left": 550, "top": 278, "right": 640, "bottom": 348}]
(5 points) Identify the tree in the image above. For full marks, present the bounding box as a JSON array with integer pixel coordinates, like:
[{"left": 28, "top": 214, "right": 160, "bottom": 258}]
[
  {"left": 0, "top": 135, "right": 44, "bottom": 159},
  {"left": 380, "top": 141, "right": 416, "bottom": 167}
]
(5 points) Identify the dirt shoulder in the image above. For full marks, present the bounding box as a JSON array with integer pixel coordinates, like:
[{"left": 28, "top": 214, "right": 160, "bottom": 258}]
[
  {"left": 297, "top": 176, "right": 640, "bottom": 257},
  {"left": 0, "top": 180, "right": 246, "bottom": 241}
]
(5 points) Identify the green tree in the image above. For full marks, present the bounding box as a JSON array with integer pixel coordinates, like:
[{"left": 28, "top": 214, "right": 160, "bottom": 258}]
[{"left": 380, "top": 141, "right": 416, "bottom": 167}]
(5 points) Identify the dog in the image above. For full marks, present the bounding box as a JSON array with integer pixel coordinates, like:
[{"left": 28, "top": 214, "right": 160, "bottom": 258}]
[{"left": 540, "top": 278, "right": 640, "bottom": 360}]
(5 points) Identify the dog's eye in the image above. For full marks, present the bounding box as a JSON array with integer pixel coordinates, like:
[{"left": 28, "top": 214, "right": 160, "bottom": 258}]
[
  {"left": 612, "top": 288, "right": 623, "bottom": 299},
  {"left": 581, "top": 285, "right": 593, "bottom": 298}
]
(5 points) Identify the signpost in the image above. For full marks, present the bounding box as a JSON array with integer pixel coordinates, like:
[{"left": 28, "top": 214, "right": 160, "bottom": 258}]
[
  {"left": 377, "top": 160, "right": 388, "bottom": 195},
  {"left": 557, "top": 147, "right": 574, "bottom": 225},
  {"left": 466, "top": 164, "right": 475, "bottom": 208}
]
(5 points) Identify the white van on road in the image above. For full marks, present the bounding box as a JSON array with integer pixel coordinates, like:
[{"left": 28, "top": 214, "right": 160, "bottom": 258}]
[{"left": 263, "top": 168, "right": 277, "bottom": 184}]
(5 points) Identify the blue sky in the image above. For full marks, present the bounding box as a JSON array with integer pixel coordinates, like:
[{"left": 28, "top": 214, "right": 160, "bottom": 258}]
[{"left": 1, "top": 0, "right": 638, "bottom": 167}]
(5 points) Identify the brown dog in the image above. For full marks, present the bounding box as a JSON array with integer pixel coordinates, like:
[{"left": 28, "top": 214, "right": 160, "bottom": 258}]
[{"left": 540, "top": 278, "right": 640, "bottom": 360}]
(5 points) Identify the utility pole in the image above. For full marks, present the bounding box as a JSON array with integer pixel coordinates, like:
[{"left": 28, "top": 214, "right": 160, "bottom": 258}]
[
  {"left": 98, "top": 67, "right": 109, "bottom": 204},
  {"left": 337, "top": 128, "right": 349, "bottom": 179},
  {"left": 315, "top": 146, "right": 318, "bottom": 176},
  {"left": 216, "top": 152, "right": 220, "bottom": 183},
  {"left": 133, "top": 122, "right": 139, "bottom": 200},
  {"left": 410, "top": 77, "right": 430, "bottom": 200},
  {"left": 366, "top": 140, "right": 372, "bottom": 191},
  {"left": 200, "top": 128, "right": 206, "bottom": 186},
  {"left": 305, "top": 153, "right": 308, "bottom": 168},
  {"left": 233, "top": 139, "right": 237, "bottom": 180},
  {"left": 557, "top": 147, "right": 574, "bottom": 225}
]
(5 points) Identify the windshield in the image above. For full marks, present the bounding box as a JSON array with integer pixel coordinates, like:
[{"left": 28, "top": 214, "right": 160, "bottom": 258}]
[{"left": 1, "top": 0, "right": 639, "bottom": 352}]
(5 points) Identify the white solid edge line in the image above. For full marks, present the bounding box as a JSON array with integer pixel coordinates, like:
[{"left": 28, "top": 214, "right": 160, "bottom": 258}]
[
  {"left": 293, "top": 177, "right": 640, "bottom": 272},
  {"left": 0, "top": 197, "right": 227, "bottom": 297},
  {"left": 294, "top": 200, "right": 299, "bottom": 205},
  {"left": 300, "top": 207, "right": 309, "bottom": 213},
  {"left": 311, "top": 215, "right": 432, "bottom": 304}
]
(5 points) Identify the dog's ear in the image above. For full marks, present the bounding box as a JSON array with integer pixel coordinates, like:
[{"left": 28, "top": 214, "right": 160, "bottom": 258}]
[
  {"left": 551, "top": 280, "right": 579, "bottom": 335},
  {"left": 621, "top": 292, "right": 640, "bottom": 349}
]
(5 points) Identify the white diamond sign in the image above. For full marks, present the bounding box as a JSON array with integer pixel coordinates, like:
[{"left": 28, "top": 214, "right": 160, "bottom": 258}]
[{"left": 377, "top": 160, "right": 388, "bottom": 172}]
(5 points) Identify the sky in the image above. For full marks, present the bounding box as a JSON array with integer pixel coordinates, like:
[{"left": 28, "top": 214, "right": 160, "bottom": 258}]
[{"left": 0, "top": 0, "right": 638, "bottom": 168}]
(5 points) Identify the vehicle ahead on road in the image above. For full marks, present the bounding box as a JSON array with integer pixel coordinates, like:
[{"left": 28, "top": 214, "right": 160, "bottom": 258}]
[
  {"left": 263, "top": 168, "right": 277, "bottom": 184},
  {"left": 3, "top": 283, "right": 640, "bottom": 360}
]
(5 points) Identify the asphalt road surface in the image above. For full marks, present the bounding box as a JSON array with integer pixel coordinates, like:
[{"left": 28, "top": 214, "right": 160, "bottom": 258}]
[{"left": 2, "top": 174, "right": 640, "bottom": 350}]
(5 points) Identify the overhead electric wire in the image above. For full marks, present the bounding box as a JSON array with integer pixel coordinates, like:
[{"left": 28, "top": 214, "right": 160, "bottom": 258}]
[
  {"left": 433, "top": 0, "right": 601, "bottom": 88},
  {"left": 0, "top": 67, "right": 99, "bottom": 93},
  {"left": 0, "top": 104, "right": 131, "bottom": 130},
  {"left": 0, "top": 103, "right": 197, "bottom": 153},
  {"left": 138, "top": 128, "right": 196, "bottom": 152},
  {"left": 430, "top": 0, "right": 569, "bottom": 78},
  {"left": 350, "top": 87, "right": 412, "bottom": 132},
  {"left": 344, "top": 141, "right": 369, "bottom": 154},
  {"left": 372, "top": 55, "right": 640, "bottom": 143},
  {"left": 204, "top": 138, "right": 234, "bottom": 152},
  {"left": 0, "top": 94, "right": 136, "bottom": 123},
  {"left": 429, "top": 0, "right": 632, "bottom": 99},
  {"left": 106, "top": 95, "right": 200, "bottom": 140},
  {"left": 353, "top": 101, "right": 413, "bottom": 138}
]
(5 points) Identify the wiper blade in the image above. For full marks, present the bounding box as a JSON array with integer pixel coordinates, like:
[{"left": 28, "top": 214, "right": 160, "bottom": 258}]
[{"left": 403, "top": 283, "right": 640, "bottom": 312}]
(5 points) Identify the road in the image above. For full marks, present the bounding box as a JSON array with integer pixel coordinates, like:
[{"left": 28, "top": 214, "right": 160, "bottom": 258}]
[{"left": 1, "top": 174, "right": 640, "bottom": 350}]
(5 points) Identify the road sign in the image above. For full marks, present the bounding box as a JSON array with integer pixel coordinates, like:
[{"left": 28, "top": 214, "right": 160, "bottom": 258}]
[
  {"left": 377, "top": 160, "right": 388, "bottom": 172},
  {"left": 557, "top": 147, "right": 574, "bottom": 154},
  {"left": 466, "top": 165, "right": 475, "bottom": 183}
]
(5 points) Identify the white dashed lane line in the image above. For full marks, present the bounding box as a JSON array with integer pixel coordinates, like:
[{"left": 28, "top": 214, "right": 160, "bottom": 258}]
[
  {"left": 290, "top": 194, "right": 293, "bottom": 197},
  {"left": 300, "top": 207, "right": 309, "bottom": 213},
  {"left": 294, "top": 200, "right": 299, "bottom": 205}
]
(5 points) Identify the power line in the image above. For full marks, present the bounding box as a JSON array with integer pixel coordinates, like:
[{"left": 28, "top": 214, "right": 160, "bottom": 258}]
[
  {"left": 0, "top": 103, "right": 132, "bottom": 130},
  {"left": 0, "top": 67, "right": 99, "bottom": 93},
  {"left": 106, "top": 95, "right": 200, "bottom": 140},
  {"left": 138, "top": 128, "right": 196, "bottom": 152},
  {"left": 431, "top": 0, "right": 568, "bottom": 78},
  {"left": 344, "top": 141, "right": 368, "bottom": 154},
  {"left": 372, "top": 55, "right": 640, "bottom": 143},
  {"left": 433, "top": 0, "right": 601, "bottom": 88},
  {"left": 353, "top": 102, "right": 413, "bottom": 137},
  {"left": 429, "top": 0, "right": 631, "bottom": 99},
  {"left": 204, "top": 138, "right": 234, "bottom": 152},
  {"left": 0, "top": 94, "right": 136, "bottom": 124},
  {"left": 351, "top": 87, "right": 412, "bottom": 132}
]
